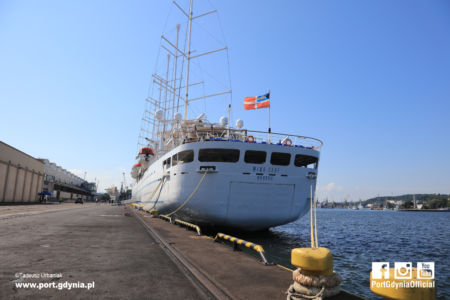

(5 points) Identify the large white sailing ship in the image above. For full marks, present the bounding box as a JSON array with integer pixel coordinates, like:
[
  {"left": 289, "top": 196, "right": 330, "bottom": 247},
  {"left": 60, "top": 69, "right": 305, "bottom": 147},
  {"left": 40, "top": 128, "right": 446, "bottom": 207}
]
[{"left": 131, "top": 0, "right": 323, "bottom": 231}]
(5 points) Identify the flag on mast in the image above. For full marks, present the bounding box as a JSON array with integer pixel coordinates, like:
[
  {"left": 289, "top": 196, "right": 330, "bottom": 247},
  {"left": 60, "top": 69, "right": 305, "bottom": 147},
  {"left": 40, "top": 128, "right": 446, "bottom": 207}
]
[{"left": 244, "top": 92, "right": 270, "bottom": 110}]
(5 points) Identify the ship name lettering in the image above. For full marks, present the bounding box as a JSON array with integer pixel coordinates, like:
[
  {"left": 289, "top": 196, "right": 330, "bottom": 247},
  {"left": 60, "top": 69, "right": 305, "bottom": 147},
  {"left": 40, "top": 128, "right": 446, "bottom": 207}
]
[
  {"left": 257, "top": 175, "right": 273, "bottom": 181},
  {"left": 253, "top": 166, "right": 266, "bottom": 172}
]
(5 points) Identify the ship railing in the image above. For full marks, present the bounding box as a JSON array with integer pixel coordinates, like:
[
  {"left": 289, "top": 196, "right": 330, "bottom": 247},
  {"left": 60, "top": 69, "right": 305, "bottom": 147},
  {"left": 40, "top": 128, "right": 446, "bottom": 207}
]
[
  {"left": 189, "top": 127, "right": 323, "bottom": 151},
  {"left": 244, "top": 130, "right": 323, "bottom": 150},
  {"left": 153, "top": 127, "right": 323, "bottom": 155}
]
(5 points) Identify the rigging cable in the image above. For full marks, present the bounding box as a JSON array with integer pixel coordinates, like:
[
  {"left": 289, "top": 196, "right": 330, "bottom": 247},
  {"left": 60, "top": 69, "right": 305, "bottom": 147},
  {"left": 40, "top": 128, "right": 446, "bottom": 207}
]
[{"left": 211, "top": 0, "right": 234, "bottom": 123}]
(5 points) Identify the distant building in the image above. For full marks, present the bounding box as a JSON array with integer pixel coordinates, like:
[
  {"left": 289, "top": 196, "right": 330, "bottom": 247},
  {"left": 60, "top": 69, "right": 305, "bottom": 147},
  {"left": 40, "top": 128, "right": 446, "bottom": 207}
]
[
  {"left": 105, "top": 186, "right": 119, "bottom": 197},
  {"left": 37, "top": 158, "right": 94, "bottom": 201},
  {"left": 105, "top": 186, "right": 119, "bottom": 202}
]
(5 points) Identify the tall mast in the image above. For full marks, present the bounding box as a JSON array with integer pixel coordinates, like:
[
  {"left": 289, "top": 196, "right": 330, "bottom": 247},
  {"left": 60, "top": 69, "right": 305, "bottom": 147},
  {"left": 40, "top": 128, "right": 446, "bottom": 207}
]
[
  {"left": 171, "top": 24, "right": 180, "bottom": 122},
  {"left": 184, "top": 0, "right": 193, "bottom": 120},
  {"left": 138, "top": 0, "right": 232, "bottom": 153},
  {"left": 162, "top": 54, "right": 171, "bottom": 150}
]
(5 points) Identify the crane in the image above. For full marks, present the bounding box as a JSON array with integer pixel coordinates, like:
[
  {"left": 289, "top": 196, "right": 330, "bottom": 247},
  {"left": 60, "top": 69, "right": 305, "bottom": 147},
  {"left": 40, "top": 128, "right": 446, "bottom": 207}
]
[{"left": 122, "top": 172, "right": 127, "bottom": 190}]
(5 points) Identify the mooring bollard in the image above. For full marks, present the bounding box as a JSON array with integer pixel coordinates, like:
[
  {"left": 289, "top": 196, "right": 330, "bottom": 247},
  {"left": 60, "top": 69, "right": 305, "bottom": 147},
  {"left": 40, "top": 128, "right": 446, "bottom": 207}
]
[{"left": 287, "top": 247, "right": 342, "bottom": 299}]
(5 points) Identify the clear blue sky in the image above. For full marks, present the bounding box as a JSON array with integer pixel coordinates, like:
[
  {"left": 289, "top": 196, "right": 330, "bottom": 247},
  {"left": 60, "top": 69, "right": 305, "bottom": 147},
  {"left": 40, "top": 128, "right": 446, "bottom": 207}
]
[{"left": 1, "top": 0, "right": 449, "bottom": 200}]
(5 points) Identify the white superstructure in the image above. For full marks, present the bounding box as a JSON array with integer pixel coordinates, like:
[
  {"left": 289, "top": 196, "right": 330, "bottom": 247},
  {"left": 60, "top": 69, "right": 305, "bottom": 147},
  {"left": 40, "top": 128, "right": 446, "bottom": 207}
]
[{"left": 132, "top": 0, "right": 322, "bottom": 231}]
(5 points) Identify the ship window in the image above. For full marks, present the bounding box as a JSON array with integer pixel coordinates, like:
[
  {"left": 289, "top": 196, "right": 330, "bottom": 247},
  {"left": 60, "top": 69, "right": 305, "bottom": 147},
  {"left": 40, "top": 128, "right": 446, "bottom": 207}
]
[
  {"left": 198, "top": 148, "right": 240, "bottom": 162},
  {"left": 294, "top": 155, "right": 318, "bottom": 169},
  {"left": 178, "top": 150, "right": 194, "bottom": 164},
  {"left": 163, "top": 157, "right": 171, "bottom": 168},
  {"left": 173, "top": 150, "right": 194, "bottom": 166},
  {"left": 270, "top": 152, "right": 291, "bottom": 166},
  {"left": 172, "top": 154, "right": 178, "bottom": 166},
  {"left": 244, "top": 150, "right": 266, "bottom": 164}
]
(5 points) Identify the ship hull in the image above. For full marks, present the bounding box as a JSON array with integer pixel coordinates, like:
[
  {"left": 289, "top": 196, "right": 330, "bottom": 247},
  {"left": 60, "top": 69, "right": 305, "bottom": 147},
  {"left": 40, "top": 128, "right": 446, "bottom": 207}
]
[{"left": 132, "top": 141, "right": 319, "bottom": 231}]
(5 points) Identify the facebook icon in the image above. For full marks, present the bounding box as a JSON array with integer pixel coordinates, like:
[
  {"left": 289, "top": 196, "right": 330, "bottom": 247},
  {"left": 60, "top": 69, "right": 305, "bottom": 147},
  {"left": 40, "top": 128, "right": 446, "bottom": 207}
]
[{"left": 372, "top": 262, "right": 390, "bottom": 279}]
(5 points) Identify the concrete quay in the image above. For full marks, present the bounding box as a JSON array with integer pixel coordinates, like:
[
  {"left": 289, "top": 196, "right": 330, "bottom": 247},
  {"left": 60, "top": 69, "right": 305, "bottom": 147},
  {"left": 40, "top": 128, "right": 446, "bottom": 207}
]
[
  {"left": 0, "top": 204, "right": 364, "bottom": 299},
  {"left": 0, "top": 203, "right": 93, "bottom": 220}
]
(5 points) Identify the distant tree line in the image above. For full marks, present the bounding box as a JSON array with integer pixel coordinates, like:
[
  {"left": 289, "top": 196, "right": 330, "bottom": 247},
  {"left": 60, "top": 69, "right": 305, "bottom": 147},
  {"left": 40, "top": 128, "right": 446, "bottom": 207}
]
[
  {"left": 119, "top": 189, "right": 132, "bottom": 201},
  {"left": 99, "top": 193, "right": 110, "bottom": 201},
  {"left": 363, "top": 194, "right": 449, "bottom": 209}
]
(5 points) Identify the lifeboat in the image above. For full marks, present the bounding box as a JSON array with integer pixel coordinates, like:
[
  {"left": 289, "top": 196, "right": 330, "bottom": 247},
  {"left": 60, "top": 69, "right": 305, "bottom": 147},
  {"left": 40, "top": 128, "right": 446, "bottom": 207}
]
[
  {"left": 138, "top": 147, "right": 155, "bottom": 170},
  {"left": 130, "top": 163, "right": 142, "bottom": 179},
  {"left": 139, "top": 147, "right": 155, "bottom": 156}
]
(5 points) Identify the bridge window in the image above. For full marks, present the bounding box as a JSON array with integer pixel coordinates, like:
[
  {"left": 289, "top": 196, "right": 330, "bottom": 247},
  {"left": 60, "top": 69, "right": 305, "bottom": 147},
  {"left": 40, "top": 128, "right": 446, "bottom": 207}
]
[
  {"left": 199, "top": 148, "right": 240, "bottom": 162},
  {"left": 244, "top": 150, "right": 266, "bottom": 164},
  {"left": 294, "top": 155, "right": 318, "bottom": 169},
  {"left": 163, "top": 157, "right": 171, "bottom": 168},
  {"left": 173, "top": 150, "right": 194, "bottom": 166},
  {"left": 270, "top": 152, "right": 291, "bottom": 166}
]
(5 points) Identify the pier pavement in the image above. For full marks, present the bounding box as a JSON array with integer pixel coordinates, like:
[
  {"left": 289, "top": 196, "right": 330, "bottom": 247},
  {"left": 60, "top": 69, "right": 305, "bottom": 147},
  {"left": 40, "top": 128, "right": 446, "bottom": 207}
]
[{"left": 0, "top": 204, "right": 205, "bottom": 299}]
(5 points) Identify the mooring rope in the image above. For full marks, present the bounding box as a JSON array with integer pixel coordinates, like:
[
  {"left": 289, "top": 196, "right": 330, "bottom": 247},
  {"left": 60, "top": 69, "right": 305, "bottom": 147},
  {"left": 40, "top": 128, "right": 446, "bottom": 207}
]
[
  {"left": 287, "top": 284, "right": 325, "bottom": 300},
  {"left": 314, "top": 188, "right": 318, "bottom": 248},
  {"left": 143, "top": 178, "right": 164, "bottom": 205},
  {"left": 310, "top": 181, "right": 315, "bottom": 248},
  {"left": 151, "top": 177, "right": 166, "bottom": 210},
  {"left": 287, "top": 269, "right": 342, "bottom": 300},
  {"left": 309, "top": 180, "right": 319, "bottom": 248},
  {"left": 165, "top": 172, "right": 207, "bottom": 217}
]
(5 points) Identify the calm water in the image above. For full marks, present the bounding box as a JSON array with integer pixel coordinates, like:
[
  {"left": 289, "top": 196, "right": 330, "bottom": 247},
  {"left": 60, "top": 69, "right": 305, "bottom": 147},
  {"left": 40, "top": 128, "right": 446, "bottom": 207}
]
[{"left": 239, "top": 209, "right": 449, "bottom": 300}]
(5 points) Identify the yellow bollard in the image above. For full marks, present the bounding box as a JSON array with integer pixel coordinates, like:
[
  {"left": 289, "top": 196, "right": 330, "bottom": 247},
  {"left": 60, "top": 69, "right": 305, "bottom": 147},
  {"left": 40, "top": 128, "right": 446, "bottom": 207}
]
[
  {"left": 287, "top": 247, "right": 341, "bottom": 299},
  {"left": 291, "top": 247, "right": 333, "bottom": 276}
]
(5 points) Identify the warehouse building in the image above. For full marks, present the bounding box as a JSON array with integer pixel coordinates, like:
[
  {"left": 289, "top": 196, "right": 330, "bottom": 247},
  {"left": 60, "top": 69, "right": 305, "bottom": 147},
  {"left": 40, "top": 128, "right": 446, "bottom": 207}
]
[
  {"left": 0, "top": 141, "right": 95, "bottom": 204},
  {"left": 0, "top": 141, "right": 45, "bottom": 203}
]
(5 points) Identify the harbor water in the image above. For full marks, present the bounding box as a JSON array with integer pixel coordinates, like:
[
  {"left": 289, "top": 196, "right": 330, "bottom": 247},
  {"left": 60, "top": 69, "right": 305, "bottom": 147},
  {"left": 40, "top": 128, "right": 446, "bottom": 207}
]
[{"left": 240, "top": 209, "right": 449, "bottom": 300}]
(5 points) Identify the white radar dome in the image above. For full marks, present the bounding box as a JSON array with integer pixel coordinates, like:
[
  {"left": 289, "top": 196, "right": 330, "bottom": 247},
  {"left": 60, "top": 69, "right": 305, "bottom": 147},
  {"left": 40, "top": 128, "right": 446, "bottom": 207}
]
[
  {"left": 220, "top": 116, "right": 228, "bottom": 126},
  {"left": 174, "top": 112, "right": 182, "bottom": 121},
  {"left": 155, "top": 109, "right": 164, "bottom": 120},
  {"left": 236, "top": 119, "right": 244, "bottom": 128}
]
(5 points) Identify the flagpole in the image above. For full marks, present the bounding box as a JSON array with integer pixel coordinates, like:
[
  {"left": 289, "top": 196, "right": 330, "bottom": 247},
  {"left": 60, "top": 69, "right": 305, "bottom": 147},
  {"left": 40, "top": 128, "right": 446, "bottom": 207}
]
[{"left": 268, "top": 89, "right": 271, "bottom": 143}]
